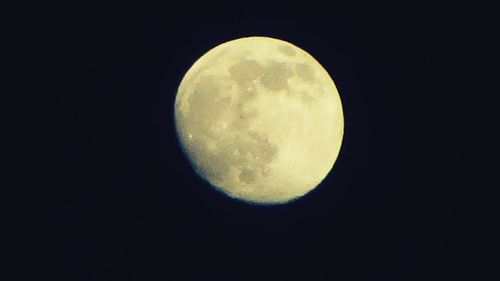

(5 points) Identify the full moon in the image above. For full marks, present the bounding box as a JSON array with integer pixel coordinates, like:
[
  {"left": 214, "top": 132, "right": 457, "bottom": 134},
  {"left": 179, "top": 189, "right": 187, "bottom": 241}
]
[{"left": 174, "top": 36, "right": 344, "bottom": 204}]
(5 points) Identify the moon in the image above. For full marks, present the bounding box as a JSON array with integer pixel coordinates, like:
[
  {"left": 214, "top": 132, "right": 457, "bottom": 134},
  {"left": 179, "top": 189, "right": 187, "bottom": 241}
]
[{"left": 174, "top": 36, "right": 344, "bottom": 204}]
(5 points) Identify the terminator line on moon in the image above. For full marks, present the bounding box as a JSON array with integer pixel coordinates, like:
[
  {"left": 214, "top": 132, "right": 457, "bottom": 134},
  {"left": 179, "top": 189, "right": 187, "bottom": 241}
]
[{"left": 174, "top": 36, "right": 344, "bottom": 204}]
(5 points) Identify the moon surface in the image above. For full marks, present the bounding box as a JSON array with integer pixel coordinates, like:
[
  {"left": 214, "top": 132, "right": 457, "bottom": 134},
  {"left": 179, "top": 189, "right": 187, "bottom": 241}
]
[{"left": 174, "top": 36, "right": 344, "bottom": 204}]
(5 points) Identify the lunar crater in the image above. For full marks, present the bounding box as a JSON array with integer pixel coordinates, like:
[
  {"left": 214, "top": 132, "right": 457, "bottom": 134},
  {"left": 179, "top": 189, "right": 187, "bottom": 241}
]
[
  {"left": 278, "top": 44, "right": 297, "bottom": 56},
  {"left": 294, "top": 63, "right": 315, "bottom": 82}
]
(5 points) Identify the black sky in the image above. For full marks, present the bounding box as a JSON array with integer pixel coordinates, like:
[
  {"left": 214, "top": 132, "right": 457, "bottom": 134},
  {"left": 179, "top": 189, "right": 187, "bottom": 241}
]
[{"left": 11, "top": 1, "right": 496, "bottom": 280}]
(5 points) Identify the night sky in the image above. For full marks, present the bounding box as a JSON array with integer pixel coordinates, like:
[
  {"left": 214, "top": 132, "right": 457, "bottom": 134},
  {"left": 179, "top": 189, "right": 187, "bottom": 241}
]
[{"left": 12, "top": 1, "right": 495, "bottom": 280}]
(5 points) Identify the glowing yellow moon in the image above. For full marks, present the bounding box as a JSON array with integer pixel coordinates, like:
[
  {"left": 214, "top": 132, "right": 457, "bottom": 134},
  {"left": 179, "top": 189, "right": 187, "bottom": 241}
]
[{"left": 174, "top": 36, "right": 344, "bottom": 204}]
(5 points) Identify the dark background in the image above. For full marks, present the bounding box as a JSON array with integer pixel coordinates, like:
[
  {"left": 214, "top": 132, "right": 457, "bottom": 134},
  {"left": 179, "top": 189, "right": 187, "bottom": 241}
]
[{"left": 10, "top": 1, "right": 496, "bottom": 280}]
